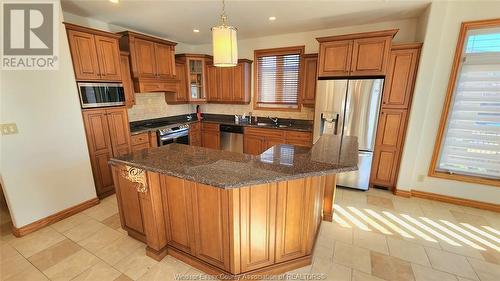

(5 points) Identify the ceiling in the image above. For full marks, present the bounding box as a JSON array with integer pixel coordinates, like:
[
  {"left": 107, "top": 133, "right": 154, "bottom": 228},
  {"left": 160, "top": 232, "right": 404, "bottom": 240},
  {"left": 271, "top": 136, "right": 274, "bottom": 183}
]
[{"left": 61, "top": 0, "right": 430, "bottom": 45}]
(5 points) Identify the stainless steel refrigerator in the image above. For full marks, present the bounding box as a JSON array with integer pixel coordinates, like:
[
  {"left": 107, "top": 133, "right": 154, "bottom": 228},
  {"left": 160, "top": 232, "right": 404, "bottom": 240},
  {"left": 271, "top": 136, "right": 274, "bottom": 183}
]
[{"left": 313, "top": 79, "right": 384, "bottom": 190}]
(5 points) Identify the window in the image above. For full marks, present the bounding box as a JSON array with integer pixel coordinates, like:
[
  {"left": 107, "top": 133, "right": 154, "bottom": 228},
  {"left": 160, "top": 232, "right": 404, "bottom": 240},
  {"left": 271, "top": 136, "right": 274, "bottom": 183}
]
[
  {"left": 430, "top": 19, "right": 500, "bottom": 187},
  {"left": 254, "top": 46, "right": 304, "bottom": 110}
]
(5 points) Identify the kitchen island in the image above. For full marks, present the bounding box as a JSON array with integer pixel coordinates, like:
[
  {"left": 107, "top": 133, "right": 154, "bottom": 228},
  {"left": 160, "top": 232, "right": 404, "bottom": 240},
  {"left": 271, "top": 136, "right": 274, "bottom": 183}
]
[{"left": 109, "top": 135, "right": 357, "bottom": 277}]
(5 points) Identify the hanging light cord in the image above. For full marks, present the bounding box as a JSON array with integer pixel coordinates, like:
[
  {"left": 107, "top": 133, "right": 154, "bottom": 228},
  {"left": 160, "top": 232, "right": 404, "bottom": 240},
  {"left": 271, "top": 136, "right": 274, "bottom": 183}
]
[{"left": 220, "top": 0, "right": 227, "bottom": 25}]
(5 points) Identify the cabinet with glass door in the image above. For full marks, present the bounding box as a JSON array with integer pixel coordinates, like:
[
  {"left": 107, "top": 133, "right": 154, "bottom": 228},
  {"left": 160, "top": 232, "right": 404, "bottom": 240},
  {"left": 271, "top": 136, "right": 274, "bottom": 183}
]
[{"left": 175, "top": 54, "right": 209, "bottom": 103}]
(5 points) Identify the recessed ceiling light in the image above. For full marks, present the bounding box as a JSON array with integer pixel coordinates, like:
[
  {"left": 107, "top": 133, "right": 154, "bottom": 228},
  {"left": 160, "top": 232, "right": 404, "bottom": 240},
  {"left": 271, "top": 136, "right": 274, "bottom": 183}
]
[
  {"left": 269, "top": 16, "right": 277, "bottom": 21},
  {"left": 109, "top": 0, "right": 119, "bottom": 3},
  {"left": 193, "top": 29, "right": 200, "bottom": 33}
]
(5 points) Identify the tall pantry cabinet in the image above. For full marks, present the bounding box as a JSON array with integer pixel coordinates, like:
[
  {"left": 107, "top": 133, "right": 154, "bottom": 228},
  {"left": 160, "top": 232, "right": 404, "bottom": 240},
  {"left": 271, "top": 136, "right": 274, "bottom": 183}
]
[
  {"left": 369, "top": 43, "right": 422, "bottom": 191},
  {"left": 65, "top": 23, "right": 133, "bottom": 198}
]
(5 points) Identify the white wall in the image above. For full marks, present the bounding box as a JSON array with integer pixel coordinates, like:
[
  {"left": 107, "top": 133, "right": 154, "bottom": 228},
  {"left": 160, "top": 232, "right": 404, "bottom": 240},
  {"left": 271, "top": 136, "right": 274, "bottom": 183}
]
[
  {"left": 0, "top": 9, "right": 97, "bottom": 228},
  {"left": 397, "top": 1, "right": 500, "bottom": 204},
  {"left": 192, "top": 18, "right": 418, "bottom": 120}
]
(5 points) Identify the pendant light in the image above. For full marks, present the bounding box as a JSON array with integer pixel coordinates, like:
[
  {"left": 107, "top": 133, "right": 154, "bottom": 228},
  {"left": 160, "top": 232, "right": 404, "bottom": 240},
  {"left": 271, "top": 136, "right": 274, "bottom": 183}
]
[{"left": 211, "top": 0, "right": 238, "bottom": 67}]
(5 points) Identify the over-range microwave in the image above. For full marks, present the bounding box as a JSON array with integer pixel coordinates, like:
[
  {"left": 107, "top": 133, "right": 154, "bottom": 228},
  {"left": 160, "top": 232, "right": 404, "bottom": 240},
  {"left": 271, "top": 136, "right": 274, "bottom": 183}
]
[{"left": 78, "top": 82, "right": 126, "bottom": 108}]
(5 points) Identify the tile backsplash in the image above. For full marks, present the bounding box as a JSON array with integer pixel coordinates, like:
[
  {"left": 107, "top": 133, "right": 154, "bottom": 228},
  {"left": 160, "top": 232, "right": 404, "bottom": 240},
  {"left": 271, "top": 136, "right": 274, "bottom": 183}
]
[
  {"left": 127, "top": 92, "right": 194, "bottom": 122},
  {"left": 199, "top": 104, "right": 315, "bottom": 120}
]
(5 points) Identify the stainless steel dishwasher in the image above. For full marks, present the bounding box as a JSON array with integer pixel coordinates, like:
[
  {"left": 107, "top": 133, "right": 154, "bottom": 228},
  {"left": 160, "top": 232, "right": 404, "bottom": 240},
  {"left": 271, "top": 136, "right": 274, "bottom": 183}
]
[{"left": 220, "top": 124, "right": 244, "bottom": 153}]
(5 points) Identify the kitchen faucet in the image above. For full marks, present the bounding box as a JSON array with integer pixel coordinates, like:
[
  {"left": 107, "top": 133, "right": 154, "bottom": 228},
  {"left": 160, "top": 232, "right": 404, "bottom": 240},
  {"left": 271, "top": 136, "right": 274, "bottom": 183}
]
[{"left": 268, "top": 116, "right": 279, "bottom": 126}]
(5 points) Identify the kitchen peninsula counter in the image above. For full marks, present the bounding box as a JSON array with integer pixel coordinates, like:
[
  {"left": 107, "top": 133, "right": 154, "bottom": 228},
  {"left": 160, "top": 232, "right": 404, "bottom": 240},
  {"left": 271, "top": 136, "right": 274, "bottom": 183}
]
[
  {"left": 110, "top": 135, "right": 357, "bottom": 188},
  {"left": 109, "top": 135, "right": 357, "bottom": 278}
]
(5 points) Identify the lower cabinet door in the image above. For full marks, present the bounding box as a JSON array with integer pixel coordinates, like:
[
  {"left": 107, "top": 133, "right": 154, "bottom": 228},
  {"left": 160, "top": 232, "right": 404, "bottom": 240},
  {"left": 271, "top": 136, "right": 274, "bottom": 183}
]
[
  {"left": 243, "top": 135, "right": 265, "bottom": 155},
  {"left": 239, "top": 184, "right": 277, "bottom": 272},
  {"left": 161, "top": 176, "right": 195, "bottom": 254},
  {"left": 112, "top": 166, "right": 145, "bottom": 237},
  {"left": 92, "top": 152, "right": 115, "bottom": 196},
  {"left": 191, "top": 183, "right": 230, "bottom": 270},
  {"left": 82, "top": 109, "right": 114, "bottom": 198},
  {"left": 202, "top": 131, "right": 220, "bottom": 149},
  {"left": 264, "top": 138, "right": 286, "bottom": 151},
  {"left": 275, "top": 178, "right": 309, "bottom": 263},
  {"left": 132, "top": 142, "right": 150, "bottom": 152},
  {"left": 106, "top": 108, "right": 132, "bottom": 157},
  {"left": 370, "top": 148, "right": 400, "bottom": 187}
]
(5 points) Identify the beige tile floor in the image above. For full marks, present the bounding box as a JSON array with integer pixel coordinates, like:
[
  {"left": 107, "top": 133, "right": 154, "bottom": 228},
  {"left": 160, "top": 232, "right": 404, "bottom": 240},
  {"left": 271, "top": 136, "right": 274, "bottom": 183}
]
[{"left": 1, "top": 188, "right": 499, "bottom": 281}]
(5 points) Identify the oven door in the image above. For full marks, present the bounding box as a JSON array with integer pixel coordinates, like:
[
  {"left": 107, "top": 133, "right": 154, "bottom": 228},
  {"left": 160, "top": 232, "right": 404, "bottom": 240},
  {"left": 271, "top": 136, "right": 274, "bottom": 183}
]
[
  {"left": 158, "top": 130, "right": 190, "bottom": 146},
  {"left": 78, "top": 82, "right": 126, "bottom": 108}
]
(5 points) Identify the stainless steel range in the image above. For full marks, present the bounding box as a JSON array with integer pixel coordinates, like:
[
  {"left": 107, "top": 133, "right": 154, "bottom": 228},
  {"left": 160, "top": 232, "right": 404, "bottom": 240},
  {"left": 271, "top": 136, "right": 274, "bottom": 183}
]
[{"left": 157, "top": 123, "right": 190, "bottom": 146}]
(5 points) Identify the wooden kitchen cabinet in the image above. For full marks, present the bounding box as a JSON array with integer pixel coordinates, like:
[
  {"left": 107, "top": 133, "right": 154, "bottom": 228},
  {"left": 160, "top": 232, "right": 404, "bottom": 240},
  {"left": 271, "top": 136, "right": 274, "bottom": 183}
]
[
  {"left": 66, "top": 23, "right": 122, "bottom": 82},
  {"left": 82, "top": 107, "right": 131, "bottom": 198},
  {"left": 316, "top": 29, "right": 397, "bottom": 78},
  {"left": 318, "top": 40, "right": 352, "bottom": 77},
  {"left": 243, "top": 134, "right": 266, "bottom": 155},
  {"left": 175, "top": 54, "right": 210, "bottom": 102},
  {"left": 189, "top": 122, "right": 202, "bottom": 147},
  {"left": 94, "top": 35, "right": 122, "bottom": 81},
  {"left": 111, "top": 166, "right": 145, "bottom": 241},
  {"left": 382, "top": 44, "right": 421, "bottom": 108},
  {"left": 244, "top": 127, "right": 312, "bottom": 155},
  {"left": 370, "top": 43, "right": 421, "bottom": 191},
  {"left": 131, "top": 132, "right": 150, "bottom": 152},
  {"left": 275, "top": 179, "right": 310, "bottom": 262},
  {"left": 219, "top": 67, "right": 234, "bottom": 102},
  {"left": 370, "top": 109, "right": 408, "bottom": 188},
  {"left": 162, "top": 176, "right": 196, "bottom": 255},
  {"left": 191, "top": 183, "right": 231, "bottom": 270},
  {"left": 119, "top": 31, "right": 177, "bottom": 93},
  {"left": 206, "top": 65, "right": 219, "bottom": 102},
  {"left": 350, "top": 36, "right": 392, "bottom": 76},
  {"left": 111, "top": 164, "right": 326, "bottom": 275},
  {"left": 239, "top": 183, "right": 277, "bottom": 272},
  {"left": 285, "top": 131, "right": 313, "bottom": 147},
  {"left": 206, "top": 59, "right": 252, "bottom": 104},
  {"left": 165, "top": 63, "right": 189, "bottom": 104},
  {"left": 120, "top": 52, "right": 135, "bottom": 107},
  {"left": 301, "top": 54, "right": 318, "bottom": 106},
  {"left": 201, "top": 122, "right": 220, "bottom": 150}
]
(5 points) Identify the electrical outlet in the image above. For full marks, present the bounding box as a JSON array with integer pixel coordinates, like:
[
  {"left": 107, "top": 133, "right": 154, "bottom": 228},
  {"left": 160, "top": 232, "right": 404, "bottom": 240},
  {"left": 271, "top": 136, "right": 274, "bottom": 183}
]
[
  {"left": 0, "top": 123, "right": 19, "bottom": 135},
  {"left": 417, "top": 174, "right": 425, "bottom": 182}
]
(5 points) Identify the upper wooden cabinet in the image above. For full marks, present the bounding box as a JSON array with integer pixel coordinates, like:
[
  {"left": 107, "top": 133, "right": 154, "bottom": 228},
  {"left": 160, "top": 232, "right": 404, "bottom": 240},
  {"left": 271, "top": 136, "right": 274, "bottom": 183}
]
[
  {"left": 65, "top": 23, "right": 122, "bottom": 82},
  {"left": 382, "top": 44, "right": 422, "bottom": 109},
  {"left": 120, "top": 52, "right": 135, "bottom": 107},
  {"left": 316, "top": 29, "right": 398, "bottom": 78},
  {"left": 206, "top": 59, "right": 252, "bottom": 104},
  {"left": 206, "top": 65, "right": 219, "bottom": 102},
  {"left": 82, "top": 107, "right": 131, "bottom": 198},
  {"left": 318, "top": 40, "right": 352, "bottom": 77},
  {"left": 175, "top": 54, "right": 210, "bottom": 102},
  {"left": 301, "top": 54, "right": 318, "bottom": 106},
  {"left": 118, "top": 31, "right": 177, "bottom": 93}
]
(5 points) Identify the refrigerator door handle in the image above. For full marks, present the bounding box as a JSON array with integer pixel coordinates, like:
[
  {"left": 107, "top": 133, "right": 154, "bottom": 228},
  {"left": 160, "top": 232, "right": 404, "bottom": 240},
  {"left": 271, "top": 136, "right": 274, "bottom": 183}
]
[{"left": 333, "top": 113, "right": 340, "bottom": 135}]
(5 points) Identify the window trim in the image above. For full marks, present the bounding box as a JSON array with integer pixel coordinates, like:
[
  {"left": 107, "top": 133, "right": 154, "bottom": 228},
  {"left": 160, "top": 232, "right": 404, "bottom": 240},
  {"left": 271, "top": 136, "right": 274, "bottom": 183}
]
[
  {"left": 428, "top": 18, "right": 500, "bottom": 187},
  {"left": 253, "top": 45, "right": 305, "bottom": 111}
]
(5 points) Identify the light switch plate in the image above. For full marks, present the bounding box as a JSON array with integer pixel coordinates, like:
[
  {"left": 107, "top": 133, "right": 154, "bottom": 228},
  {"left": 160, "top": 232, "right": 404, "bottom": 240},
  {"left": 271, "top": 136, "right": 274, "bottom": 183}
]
[{"left": 0, "top": 123, "right": 19, "bottom": 135}]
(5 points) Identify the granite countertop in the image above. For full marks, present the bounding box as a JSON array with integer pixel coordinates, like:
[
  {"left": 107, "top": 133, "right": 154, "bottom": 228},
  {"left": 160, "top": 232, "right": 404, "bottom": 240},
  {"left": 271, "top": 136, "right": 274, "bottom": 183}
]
[
  {"left": 129, "top": 114, "right": 313, "bottom": 135},
  {"left": 109, "top": 135, "right": 358, "bottom": 189}
]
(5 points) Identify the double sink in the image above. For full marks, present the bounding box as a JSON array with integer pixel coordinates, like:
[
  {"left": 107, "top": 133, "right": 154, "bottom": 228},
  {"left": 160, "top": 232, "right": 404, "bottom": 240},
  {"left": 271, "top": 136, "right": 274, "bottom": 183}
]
[{"left": 255, "top": 122, "right": 292, "bottom": 128}]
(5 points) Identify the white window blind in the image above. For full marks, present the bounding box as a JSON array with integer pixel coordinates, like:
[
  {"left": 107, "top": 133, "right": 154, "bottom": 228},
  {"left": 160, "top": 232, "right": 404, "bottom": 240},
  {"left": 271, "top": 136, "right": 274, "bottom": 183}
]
[
  {"left": 437, "top": 27, "right": 500, "bottom": 179},
  {"left": 255, "top": 48, "right": 302, "bottom": 109}
]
